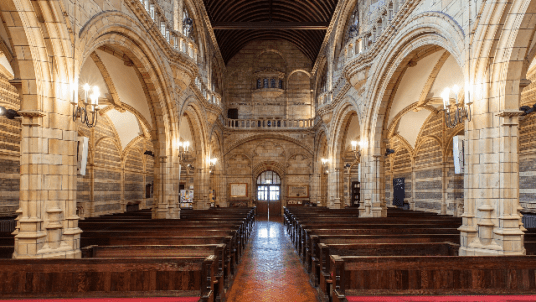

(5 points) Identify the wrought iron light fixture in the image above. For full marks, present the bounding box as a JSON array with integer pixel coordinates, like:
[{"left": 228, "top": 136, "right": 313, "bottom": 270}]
[
  {"left": 321, "top": 158, "right": 330, "bottom": 175},
  {"left": 72, "top": 83, "right": 100, "bottom": 128},
  {"left": 209, "top": 157, "right": 217, "bottom": 173},
  {"left": 178, "top": 140, "right": 191, "bottom": 161},
  {"left": 0, "top": 106, "right": 19, "bottom": 119},
  {"left": 351, "top": 140, "right": 365, "bottom": 159},
  {"left": 520, "top": 104, "right": 536, "bottom": 116},
  {"left": 442, "top": 85, "right": 472, "bottom": 128}
]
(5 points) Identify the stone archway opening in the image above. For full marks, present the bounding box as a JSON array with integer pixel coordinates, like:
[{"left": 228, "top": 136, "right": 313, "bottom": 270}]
[{"left": 256, "top": 171, "right": 282, "bottom": 217}]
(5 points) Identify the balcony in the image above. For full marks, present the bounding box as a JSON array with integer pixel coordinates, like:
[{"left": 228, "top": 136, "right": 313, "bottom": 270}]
[
  {"left": 223, "top": 118, "right": 315, "bottom": 130},
  {"left": 134, "top": 0, "right": 198, "bottom": 63}
]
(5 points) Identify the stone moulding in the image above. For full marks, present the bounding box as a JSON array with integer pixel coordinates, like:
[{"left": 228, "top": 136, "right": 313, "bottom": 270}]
[{"left": 342, "top": 0, "right": 422, "bottom": 80}]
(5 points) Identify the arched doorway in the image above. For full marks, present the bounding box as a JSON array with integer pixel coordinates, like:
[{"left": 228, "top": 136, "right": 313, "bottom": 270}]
[{"left": 256, "top": 171, "right": 281, "bottom": 216}]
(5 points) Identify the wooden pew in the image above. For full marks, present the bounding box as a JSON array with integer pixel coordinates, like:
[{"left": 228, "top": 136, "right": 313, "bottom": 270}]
[
  {"left": 305, "top": 233, "right": 462, "bottom": 277},
  {"left": 81, "top": 228, "right": 241, "bottom": 271},
  {"left": 315, "top": 242, "right": 459, "bottom": 295},
  {"left": 297, "top": 227, "right": 460, "bottom": 261},
  {"left": 82, "top": 244, "right": 227, "bottom": 298},
  {"left": 0, "top": 257, "right": 216, "bottom": 301},
  {"left": 329, "top": 255, "right": 536, "bottom": 301}
]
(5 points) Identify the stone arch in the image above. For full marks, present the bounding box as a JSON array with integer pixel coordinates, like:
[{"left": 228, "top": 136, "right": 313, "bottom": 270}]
[
  {"left": 356, "top": 15, "right": 464, "bottom": 216},
  {"left": 224, "top": 134, "right": 314, "bottom": 156},
  {"left": 331, "top": 101, "right": 361, "bottom": 167},
  {"left": 253, "top": 161, "right": 287, "bottom": 180},
  {"left": 491, "top": 0, "right": 536, "bottom": 111},
  {"left": 364, "top": 12, "right": 466, "bottom": 149},
  {"left": 77, "top": 11, "right": 184, "bottom": 159},
  {"left": 0, "top": 0, "right": 67, "bottom": 113}
]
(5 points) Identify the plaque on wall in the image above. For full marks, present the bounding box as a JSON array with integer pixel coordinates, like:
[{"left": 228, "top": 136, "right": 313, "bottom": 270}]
[
  {"left": 230, "top": 183, "right": 248, "bottom": 198},
  {"left": 393, "top": 178, "right": 405, "bottom": 207},
  {"left": 288, "top": 185, "right": 309, "bottom": 198}
]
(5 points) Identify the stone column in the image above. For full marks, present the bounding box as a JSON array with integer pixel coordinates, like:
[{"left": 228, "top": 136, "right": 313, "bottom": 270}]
[
  {"left": 14, "top": 108, "right": 82, "bottom": 259},
  {"left": 327, "top": 163, "right": 341, "bottom": 209},
  {"left": 153, "top": 155, "right": 180, "bottom": 219},
  {"left": 441, "top": 159, "right": 448, "bottom": 215},
  {"left": 194, "top": 166, "right": 211, "bottom": 210},
  {"left": 459, "top": 110, "right": 525, "bottom": 255},
  {"left": 360, "top": 152, "right": 386, "bottom": 217},
  {"left": 175, "top": 0, "right": 184, "bottom": 33}
]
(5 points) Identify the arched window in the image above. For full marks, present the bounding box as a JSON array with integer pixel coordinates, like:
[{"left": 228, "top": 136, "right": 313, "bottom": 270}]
[
  {"left": 257, "top": 171, "right": 281, "bottom": 185},
  {"left": 347, "top": 6, "right": 359, "bottom": 40},
  {"left": 183, "top": 9, "right": 193, "bottom": 38}
]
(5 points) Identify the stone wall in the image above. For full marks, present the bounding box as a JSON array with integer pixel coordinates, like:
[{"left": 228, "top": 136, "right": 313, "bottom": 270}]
[
  {"left": 76, "top": 119, "right": 155, "bottom": 218},
  {"left": 519, "top": 70, "right": 536, "bottom": 213},
  {"left": 385, "top": 112, "right": 464, "bottom": 215},
  {"left": 223, "top": 133, "right": 315, "bottom": 211},
  {"left": 0, "top": 76, "right": 20, "bottom": 217},
  {"left": 225, "top": 40, "right": 313, "bottom": 120}
]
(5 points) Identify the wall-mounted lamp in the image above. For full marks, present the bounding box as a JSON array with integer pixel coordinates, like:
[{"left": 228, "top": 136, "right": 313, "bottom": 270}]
[
  {"left": 72, "top": 83, "right": 100, "bottom": 128},
  {"left": 385, "top": 148, "right": 395, "bottom": 156},
  {"left": 351, "top": 140, "right": 365, "bottom": 159},
  {"left": 178, "top": 140, "right": 191, "bottom": 161},
  {"left": 520, "top": 104, "right": 536, "bottom": 116},
  {"left": 0, "top": 106, "right": 20, "bottom": 119},
  {"left": 442, "top": 85, "right": 472, "bottom": 128},
  {"left": 321, "top": 158, "right": 330, "bottom": 175},
  {"left": 144, "top": 150, "right": 155, "bottom": 157},
  {"left": 209, "top": 157, "right": 217, "bottom": 173}
]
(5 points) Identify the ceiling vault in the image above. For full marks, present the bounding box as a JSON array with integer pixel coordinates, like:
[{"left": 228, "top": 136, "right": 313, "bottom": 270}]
[{"left": 203, "top": 0, "right": 338, "bottom": 63}]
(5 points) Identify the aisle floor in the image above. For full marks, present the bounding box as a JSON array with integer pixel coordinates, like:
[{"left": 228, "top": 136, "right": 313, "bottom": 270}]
[{"left": 225, "top": 215, "right": 320, "bottom": 302}]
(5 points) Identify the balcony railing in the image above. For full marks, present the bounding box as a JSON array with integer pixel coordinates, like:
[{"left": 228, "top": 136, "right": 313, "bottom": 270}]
[
  {"left": 136, "top": 0, "right": 198, "bottom": 62},
  {"left": 223, "top": 118, "right": 315, "bottom": 129},
  {"left": 342, "top": 0, "right": 403, "bottom": 64},
  {"left": 194, "top": 77, "right": 222, "bottom": 106}
]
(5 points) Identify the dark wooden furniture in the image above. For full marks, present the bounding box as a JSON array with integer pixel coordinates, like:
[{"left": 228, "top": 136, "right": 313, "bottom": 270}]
[{"left": 350, "top": 181, "right": 360, "bottom": 207}]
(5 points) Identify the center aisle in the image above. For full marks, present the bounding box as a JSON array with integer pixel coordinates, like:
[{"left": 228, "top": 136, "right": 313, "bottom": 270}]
[{"left": 225, "top": 215, "right": 320, "bottom": 302}]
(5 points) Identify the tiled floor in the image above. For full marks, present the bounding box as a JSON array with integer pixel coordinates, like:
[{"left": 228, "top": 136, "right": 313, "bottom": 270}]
[{"left": 226, "top": 215, "right": 320, "bottom": 302}]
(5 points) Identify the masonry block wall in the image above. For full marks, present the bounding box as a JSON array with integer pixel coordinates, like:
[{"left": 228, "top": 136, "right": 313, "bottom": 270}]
[
  {"left": 0, "top": 76, "right": 20, "bottom": 217},
  {"left": 76, "top": 117, "right": 154, "bottom": 218},
  {"left": 225, "top": 40, "right": 313, "bottom": 120},
  {"left": 385, "top": 112, "right": 464, "bottom": 215},
  {"left": 224, "top": 134, "right": 314, "bottom": 209},
  {"left": 519, "top": 70, "right": 536, "bottom": 213}
]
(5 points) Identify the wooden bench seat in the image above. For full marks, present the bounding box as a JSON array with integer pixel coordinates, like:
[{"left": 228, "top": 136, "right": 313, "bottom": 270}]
[
  {"left": 82, "top": 244, "right": 227, "bottom": 297},
  {"left": 304, "top": 233, "right": 462, "bottom": 276},
  {"left": 329, "top": 255, "right": 536, "bottom": 301},
  {"left": 0, "top": 257, "right": 216, "bottom": 301},
  {"left": 314, "top": 242, "right": 459, "bottom": 295}
]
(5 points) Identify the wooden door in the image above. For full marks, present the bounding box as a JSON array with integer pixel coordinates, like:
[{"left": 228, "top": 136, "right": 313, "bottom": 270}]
[
  {"left": 269, "top": 200, "right": 281, "bottom": 216},
  {"left": 257, "top": 200, "right": 268, "bottom": 215}
]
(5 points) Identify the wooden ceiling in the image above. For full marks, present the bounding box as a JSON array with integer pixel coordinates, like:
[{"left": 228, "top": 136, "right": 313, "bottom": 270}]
[{"left": 203, "top": 0, "right": 339, "bottom": 64}]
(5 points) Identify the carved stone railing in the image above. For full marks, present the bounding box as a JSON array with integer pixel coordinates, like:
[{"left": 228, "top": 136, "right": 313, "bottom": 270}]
[
  {"left": 223, "top": 118, "right": 315, "bottom": 130},
  {"left": 194, "top": 77, "right": 222, "bottom": 106},
  {"left": 317, "top": 91, "right": 332, "bottom": 107},
  {"left": 342, "top": 0, "right": 405, "bottom": 65},
  {"left": 135, "top": 0, "right": 198, "bottom": 62}
]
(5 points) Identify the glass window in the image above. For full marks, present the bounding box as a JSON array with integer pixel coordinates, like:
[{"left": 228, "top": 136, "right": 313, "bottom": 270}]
[
  {"left": 271, "top": 79, "right": 276, "bottom": 88},
  {"left": 257, "top": 171, "right": 281, "bottom": 185}
]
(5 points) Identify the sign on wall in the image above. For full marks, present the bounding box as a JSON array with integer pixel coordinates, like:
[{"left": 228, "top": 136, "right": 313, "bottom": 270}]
[
  {"left": 230, "top": 183, "right": 248, "bottom": 198},
  {"left": 453, "top": 135, "right": 465, "bottom": 174},
  {"left": 393, "top": 178, "right": 405, "bottom": 207},
  {"left": 288, "top": 185, "right": 309, "bottom": 198}
]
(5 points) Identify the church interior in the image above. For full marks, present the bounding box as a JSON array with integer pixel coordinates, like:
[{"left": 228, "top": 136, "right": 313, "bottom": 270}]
[{"left": 1, "top": 0, "right": 536, "bottom": 301}]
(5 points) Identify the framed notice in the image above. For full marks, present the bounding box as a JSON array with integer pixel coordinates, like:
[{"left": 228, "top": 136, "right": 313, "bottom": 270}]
[
  {"left": 288, "top": 185, "right": 309, "bottom": 198},
  {"left": 230, "top": 183, "right": 248, "bottom": 198}
]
